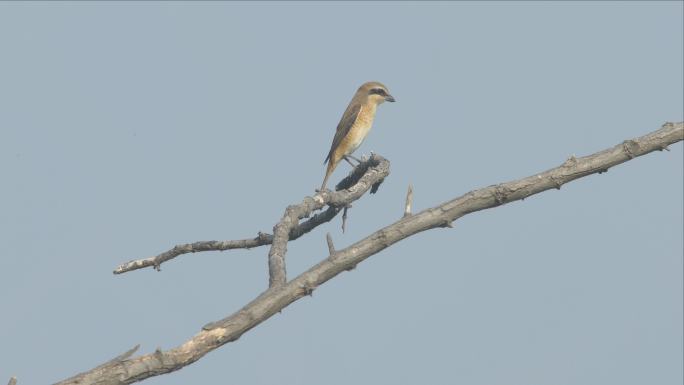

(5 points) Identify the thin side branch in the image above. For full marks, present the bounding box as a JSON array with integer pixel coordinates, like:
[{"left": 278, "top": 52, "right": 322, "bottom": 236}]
[
  {"left": 101, "top": 345, "right": 140, "bottom": 366},
  {"left": 341, "top": 205, "right": 350, "bottom": 233},
  {"left": 114, "top": 235, "right": 273, "bottom": 274},
  {"left": 59, "top": 122, "right": 683, "bottom": 385},
  {"left": 326, "top": 233, "right": 336, "bottom": 256},
  {"left": 404, "top": 184, "right": 413, "bottom": 217}
]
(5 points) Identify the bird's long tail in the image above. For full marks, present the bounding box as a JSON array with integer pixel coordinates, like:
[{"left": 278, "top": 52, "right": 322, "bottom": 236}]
[{"left": 320, "top": 159, "right": 336, "bottom": 191}]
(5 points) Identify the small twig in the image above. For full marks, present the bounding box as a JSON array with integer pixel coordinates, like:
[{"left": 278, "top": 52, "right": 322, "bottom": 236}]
[
  {"left": 114, "top": 207, "right": 341, "bottom": 275},
  {"left": 326, "top": 233, "right": 336, "bottom": 256},
  {"left": 341, "top": 206, "right": 349, "bottom": 233},
  {"left": 99, "top": 344, "right": 140, "bottom": 368},
  {"left": 114, "top": 236, "right": 272, "bottom": 274},
  {"left": 403, "top": 184, "right": 414, "bottom": 217}
]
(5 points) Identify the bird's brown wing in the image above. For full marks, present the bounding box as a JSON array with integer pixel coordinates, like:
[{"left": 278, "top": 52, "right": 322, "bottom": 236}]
[{"left": 324, "top": 101, "right": 361, "bottom": 164}]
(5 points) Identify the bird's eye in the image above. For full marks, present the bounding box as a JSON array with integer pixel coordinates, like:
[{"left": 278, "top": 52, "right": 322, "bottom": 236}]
[{"left": 370, "top": 88, "right": 386, "bottom": 96}]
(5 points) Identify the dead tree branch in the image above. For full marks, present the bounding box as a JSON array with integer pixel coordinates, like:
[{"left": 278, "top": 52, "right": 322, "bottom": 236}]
[
  {"left": 113, "top": 155, "right": 389, "bottom": 275},
  {"left": 56, "top": 122, "right": 682, "bottom": 385},
  {"left": 267, "top": 154, "right": 391, "bottom": 286}
]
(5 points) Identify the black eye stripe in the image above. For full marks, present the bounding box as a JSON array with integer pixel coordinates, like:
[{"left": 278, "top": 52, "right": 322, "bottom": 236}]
[{"left": 369, "top": 88, "right": 386, "bottom": 96}]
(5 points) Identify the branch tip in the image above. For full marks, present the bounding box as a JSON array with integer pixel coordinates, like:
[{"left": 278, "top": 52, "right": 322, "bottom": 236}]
[
  {"left": 563, "top": 155, "right": 578, "bottom": 167},
  {"left": 404, "top": 184, "right": 414, "bottom": 217},
  {"left": 115, "top": 344, "right": 140, "bottom": 362},
  {"left": 326, "top": 233, "right": 336, "bottom": 256}
]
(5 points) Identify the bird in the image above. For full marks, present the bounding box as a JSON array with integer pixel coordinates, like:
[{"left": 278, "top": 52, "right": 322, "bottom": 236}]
[{"left": 320, "top": 81, "right": 395, "bottom": 191}]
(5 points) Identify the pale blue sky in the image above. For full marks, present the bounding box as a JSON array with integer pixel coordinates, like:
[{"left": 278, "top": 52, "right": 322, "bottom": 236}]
[{"left": 1, "top": 2, "right": 682, "bottom": 384}]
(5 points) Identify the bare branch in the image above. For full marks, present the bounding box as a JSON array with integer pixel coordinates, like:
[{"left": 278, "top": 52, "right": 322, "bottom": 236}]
[
  {"left": 113, "top": 155, "right": 389, "bottom": 275},
  {"left": 267, "top": 154, "right": 390, "bottom": 286},
  {"left": 58, "top": 122, "right": 682, "bottom": 385},
  {"left": 113, "top": 235, "right": 273, "bottom": 274},
  {"left": 404, "top": 184, "right": 414, "bottom": 217}
]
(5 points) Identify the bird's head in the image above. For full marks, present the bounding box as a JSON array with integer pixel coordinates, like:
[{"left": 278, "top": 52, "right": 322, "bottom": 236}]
[{"left": 359, "top": 81, "right": 395, "bottom": 104}]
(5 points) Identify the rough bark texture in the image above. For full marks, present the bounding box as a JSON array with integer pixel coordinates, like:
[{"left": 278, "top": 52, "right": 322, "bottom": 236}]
[{"left": 55, "top": 122, "right": 682, "bottom": 385}]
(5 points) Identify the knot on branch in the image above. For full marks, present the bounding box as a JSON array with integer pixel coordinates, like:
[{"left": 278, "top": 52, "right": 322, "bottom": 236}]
[
  {"left": 562, "top": 155, "right": 578, "bottom": 168},
  {"left": 257, "top": 231, "right": 272, "bottom": 243},
  {"left": 300, "top": 282, "right": 318, "bottom": 296},
  {"left": 622, "top": 139, "right": 640, "bottom": 159},
  {"left": 493, "top": 185, "right": 513, "bottom": 204},
  {"left": 549, "top": 175, "right": 563, "bottom": 190}
]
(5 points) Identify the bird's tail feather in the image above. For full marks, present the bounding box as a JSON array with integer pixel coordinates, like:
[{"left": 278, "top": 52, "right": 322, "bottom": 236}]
[{"left": 320, "top": 160, "right": 336, "bottom": 191}]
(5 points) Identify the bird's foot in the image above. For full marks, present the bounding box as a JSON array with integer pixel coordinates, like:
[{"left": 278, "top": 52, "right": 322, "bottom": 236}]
[
  {"left": 343, "top": 156, "right": 359, "bottom": 167},
  {"left": 348, "top": 154, "right": 363, "bottom": 163}
]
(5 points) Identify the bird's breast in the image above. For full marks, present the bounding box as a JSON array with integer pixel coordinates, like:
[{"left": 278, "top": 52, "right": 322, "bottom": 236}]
[{"left": 344, "top": 104, "right": 377, "bottom": 155}]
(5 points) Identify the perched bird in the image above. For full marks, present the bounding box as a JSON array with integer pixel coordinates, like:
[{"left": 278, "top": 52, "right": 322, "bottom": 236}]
[{"left": 320, "top": 81, "right": 395, "bottom": 191}]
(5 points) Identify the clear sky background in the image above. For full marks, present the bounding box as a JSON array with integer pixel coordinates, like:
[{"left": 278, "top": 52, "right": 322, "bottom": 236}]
[{"left": 0, "top": 2, "right": 682, "bottom": 384}]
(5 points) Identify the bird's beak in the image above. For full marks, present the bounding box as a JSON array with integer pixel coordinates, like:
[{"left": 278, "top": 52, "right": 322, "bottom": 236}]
[{"left": 384, "top": 94, "right": 396, "bottom": 103}]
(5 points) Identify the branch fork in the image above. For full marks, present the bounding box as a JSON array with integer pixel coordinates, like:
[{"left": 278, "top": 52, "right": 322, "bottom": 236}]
[{"left": 113, "top": 155, "right": 389, "bottom": 276}]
